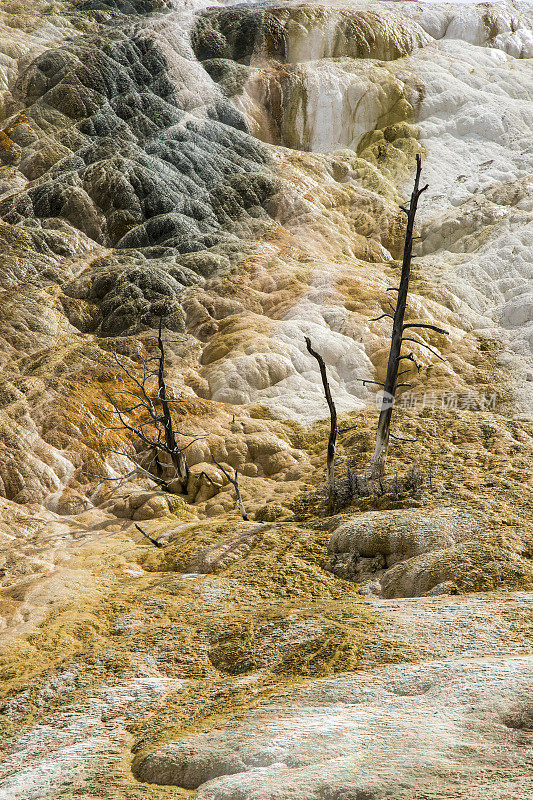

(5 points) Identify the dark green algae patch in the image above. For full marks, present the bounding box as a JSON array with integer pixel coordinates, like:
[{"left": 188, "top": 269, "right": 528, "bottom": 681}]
[{"left": 1, "top": 0, "right": 281, "bottom": 335}]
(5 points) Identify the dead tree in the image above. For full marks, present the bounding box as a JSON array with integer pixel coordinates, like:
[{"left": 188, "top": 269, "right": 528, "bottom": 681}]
[
  {"left": 366, "top": 155, "right": 448, "bottom": 476},
  {"left": 305, "top": 336, "right": 337, "bottom": 512},
  {"left": 87, "top": 317, "right": 204, "bottom": 494},
  {"left": 155, "top": 316, "right": 190, "bottom": 484},
  {"left": 212, "top": 457, "right": 249, "bottom": 521},
  {"left": 134, "top": 523, "right": 163, "bottom": 548}
]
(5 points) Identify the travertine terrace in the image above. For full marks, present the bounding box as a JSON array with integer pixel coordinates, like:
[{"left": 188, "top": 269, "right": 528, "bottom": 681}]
[{"left": 0, "top": 1, "right": 531, "bottom": 798}]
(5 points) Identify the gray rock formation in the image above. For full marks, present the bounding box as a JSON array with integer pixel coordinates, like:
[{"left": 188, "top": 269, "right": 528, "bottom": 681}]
[
  {"left": 0, "top": 10, "right": 277, "bottom": 335},
  {"left": 327, "top": 507, "right": 533, "bottom": 597}
]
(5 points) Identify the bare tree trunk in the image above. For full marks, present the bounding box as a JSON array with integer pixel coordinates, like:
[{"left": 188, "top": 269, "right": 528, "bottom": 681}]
[
  {"left": 305, "top": 337, "right": 337, "bottom": 512},
  {"left": 157, "top": 317, "right": 189, "bottom": 484},
  {"left": 371, "top": 155, "right": 428, "bottom": 477}
]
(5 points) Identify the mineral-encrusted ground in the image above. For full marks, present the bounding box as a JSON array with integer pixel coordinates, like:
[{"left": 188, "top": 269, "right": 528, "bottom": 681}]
[{"left": 0, "top": 0, "right": 532, "bottom": 798}]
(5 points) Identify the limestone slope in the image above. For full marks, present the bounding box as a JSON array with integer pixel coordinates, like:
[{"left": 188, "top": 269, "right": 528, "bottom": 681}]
[
  {"left": 0, "top": 0, "right": 531, "bottom": 510},
  {"left": 0, "top": 1, "right": 532, "bottom": 799}
]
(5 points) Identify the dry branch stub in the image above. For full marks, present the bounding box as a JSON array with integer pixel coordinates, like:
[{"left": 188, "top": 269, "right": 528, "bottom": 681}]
[{"left": 292, "top": 462, "right": 430, "bottom": 519}]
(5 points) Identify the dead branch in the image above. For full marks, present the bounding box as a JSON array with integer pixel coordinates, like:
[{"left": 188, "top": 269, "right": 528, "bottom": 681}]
[
  {"left": 212, "top": 457, "right": 249, "bottom": 521},
  {"left": 389, "top": 432, "right": 416, "bottom": 442},
  {"left": 359, "top": 379, "right": 385, "bottom": 388},
  {"left": 401, "top": 337, "right": 446, "bottom": 363},
  {"left": 397, "top": 352, "right": 422, "bottom": 373},
  {"left": 134, "top": 523, "right": 163, "bottom": 548},
  {"left": 371, "top": 313, "right": 394, "bottom": 322},
  {"left": 338, "top": 424, "right": 357, "bottom": 435},
  {"left": 402, "top": 323, "right": 449, "bottom": 335},
  {"left": 103, "top": 450, "right": 172, "bottom": 485}
]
